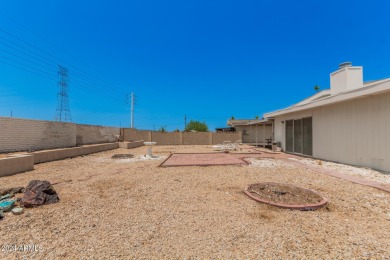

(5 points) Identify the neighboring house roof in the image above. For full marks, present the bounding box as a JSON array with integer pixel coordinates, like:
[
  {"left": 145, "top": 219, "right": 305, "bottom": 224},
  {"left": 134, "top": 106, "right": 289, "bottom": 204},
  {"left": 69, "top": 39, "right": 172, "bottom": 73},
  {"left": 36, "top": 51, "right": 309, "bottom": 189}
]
[
  {"left": 240, "top": 119, "right": 273, "bottom": 126},
  {"left": 227, "top": 119, "right": 272, "bottom": 126},
  {"left": 264, "top": 78, "right": 390, "bottom": 118},
  {"left": 227, "top": 119, "right": 262, "bottom": 127}
]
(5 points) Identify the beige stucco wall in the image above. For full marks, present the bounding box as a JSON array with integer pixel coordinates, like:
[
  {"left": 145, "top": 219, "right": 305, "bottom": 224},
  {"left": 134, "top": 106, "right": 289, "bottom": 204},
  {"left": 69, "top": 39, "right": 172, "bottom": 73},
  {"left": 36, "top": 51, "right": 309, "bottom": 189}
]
[{"left": 272, "top": 92, "right": 390, "bottom": 172}]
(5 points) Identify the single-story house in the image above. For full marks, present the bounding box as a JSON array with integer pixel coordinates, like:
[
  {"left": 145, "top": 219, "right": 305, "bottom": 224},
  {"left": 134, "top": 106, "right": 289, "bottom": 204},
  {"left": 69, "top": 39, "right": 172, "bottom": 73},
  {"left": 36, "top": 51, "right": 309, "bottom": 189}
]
[
  {"left": 227, "top": 119, "right": 273, "bottom": 145},
  {"left": 264, "top": 62, "right": 390, "bottom": 172}
]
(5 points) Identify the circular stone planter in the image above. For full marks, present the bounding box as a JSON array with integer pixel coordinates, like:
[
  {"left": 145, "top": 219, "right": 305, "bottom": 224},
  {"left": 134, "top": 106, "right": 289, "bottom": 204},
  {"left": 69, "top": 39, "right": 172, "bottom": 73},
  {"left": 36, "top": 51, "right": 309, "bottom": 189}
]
[{"left": 244, "top": 182, "right": 328, "bottom": 210}]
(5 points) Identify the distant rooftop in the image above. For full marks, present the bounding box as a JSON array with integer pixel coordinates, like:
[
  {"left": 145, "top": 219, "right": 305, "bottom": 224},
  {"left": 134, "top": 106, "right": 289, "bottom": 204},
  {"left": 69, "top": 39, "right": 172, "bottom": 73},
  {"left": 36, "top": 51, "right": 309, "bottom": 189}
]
[{"left": 227, "top": 119, "right": 272, "bottom": 127}]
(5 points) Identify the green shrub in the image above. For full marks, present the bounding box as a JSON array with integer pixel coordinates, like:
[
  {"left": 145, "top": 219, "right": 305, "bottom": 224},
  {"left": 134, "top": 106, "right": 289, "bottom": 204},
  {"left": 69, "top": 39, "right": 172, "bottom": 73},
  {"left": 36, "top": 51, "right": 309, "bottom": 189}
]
[{"left": 185, "top": 120, "right": 208, "bottom": 132}]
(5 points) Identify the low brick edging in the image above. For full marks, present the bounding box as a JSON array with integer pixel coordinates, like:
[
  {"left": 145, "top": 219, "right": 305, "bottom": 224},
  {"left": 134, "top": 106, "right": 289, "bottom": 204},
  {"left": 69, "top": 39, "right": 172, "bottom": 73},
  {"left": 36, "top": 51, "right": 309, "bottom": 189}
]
[
  {"left": 244, "top": 183, "right": 329, "bottom": 210},
  {"left": 0, "top": 154, "right": 34, "bottom": 177}
]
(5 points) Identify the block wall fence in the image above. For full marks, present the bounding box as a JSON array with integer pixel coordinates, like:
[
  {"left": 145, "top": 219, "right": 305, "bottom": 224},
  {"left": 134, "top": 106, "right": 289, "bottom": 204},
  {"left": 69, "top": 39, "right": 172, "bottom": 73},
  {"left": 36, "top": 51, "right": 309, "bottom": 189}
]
[
  {"left": 0, "top": 117, "right": 242, "bottom": 153},
  {"left": 0, "top": 117, "right": 120, "bottom": 153},
  {"left": 122, "top": 128, "right": 242, "bottom": 145}
]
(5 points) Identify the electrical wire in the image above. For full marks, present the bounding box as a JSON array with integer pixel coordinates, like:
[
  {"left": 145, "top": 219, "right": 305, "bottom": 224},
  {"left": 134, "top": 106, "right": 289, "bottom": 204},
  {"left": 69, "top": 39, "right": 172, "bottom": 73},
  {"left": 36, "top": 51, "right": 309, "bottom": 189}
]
[
  {"left": 0, "top": 21, "right": 133, "bottom": 124},
  {"left": 0, "top": 27, "right": 129, "bottom": 94},
  {"left": 0, "top": 40, "right": 127, "bottom": 100},
  {"left": 0, "top": 50, "right": 127, "bottom": 102}
]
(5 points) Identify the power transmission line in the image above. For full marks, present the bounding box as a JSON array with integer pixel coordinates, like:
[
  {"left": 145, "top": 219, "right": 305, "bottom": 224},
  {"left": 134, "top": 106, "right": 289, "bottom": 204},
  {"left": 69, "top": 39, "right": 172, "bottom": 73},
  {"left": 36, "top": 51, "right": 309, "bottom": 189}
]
[
  {"left": 0, "top": 55, "right": 57, "bottom": 81},
  {"left": 0, "top": 24, "right": 132, "bottom": 124},
  {"left": 0, "top": 42, "right": 126, "bottom": 101},
  {"left": 0, "top": 14, "right": 130, "bottom": 94},
  {"left": 54, "top": 65, "right": 72, "bottom": 122},
  {"left": 0, "top": 50, "right": 126, "bottom": 102}
]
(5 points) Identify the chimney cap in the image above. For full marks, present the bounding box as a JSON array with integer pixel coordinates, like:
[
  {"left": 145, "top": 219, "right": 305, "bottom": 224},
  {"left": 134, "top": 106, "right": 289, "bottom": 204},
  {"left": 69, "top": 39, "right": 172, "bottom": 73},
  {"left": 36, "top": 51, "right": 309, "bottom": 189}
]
[{"left": 339, "top": 62, "right": 352, "bottom": 69}]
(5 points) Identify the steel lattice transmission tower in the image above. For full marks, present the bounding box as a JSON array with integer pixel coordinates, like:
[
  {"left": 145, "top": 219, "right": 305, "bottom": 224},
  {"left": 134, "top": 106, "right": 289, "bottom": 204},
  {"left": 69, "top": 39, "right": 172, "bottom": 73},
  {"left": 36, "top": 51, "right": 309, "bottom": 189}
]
[{"left": 55, "top": 65, "right": 72, "bottom": 122}]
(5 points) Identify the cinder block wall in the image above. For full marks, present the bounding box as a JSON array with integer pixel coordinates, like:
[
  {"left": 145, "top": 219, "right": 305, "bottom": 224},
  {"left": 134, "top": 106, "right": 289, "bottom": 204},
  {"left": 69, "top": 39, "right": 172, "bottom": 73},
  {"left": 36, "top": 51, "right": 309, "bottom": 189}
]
[
  {"left": 182, "top": 132, "right": 211, "bottom": 145},
  {"left": 123, "top": 128, "right": 151, "bottom": 142},
  {"left": 122, "top": 129, "right": 243, "bottom": 145},
  {"left": 0, "top": 117, "right": 76, "bottom": 153},
  {"left": 76, "top": 124, "right": 120, "bottom": 145},
  {"left": 212, "top": 132, "right": 242, "bottom": 145},
  {"left": 151, "top": 132, "right": 182, "bottom": 145}
]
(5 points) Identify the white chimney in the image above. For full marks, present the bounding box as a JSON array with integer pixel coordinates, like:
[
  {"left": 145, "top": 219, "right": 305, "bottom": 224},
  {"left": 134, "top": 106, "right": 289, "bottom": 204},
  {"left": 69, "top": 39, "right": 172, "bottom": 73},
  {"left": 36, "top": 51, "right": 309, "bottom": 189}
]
[{"left": 330, "top": 62, "right": 363, "bottom": 95}]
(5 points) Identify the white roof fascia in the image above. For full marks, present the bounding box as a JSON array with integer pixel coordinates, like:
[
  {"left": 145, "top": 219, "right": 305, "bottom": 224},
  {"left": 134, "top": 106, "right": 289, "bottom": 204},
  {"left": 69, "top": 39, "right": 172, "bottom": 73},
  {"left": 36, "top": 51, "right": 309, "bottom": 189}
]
[
  {"left": 264, "top": 78, "right": 390, "bottom": 118},
  {"left": 293, "top": 89, "right": 331, "bottom": 106}
]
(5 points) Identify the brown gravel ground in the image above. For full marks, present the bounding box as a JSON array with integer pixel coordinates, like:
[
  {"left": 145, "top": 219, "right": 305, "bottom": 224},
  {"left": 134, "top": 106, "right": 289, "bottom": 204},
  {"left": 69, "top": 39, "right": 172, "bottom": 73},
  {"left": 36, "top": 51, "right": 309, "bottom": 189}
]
[{"left": 1, "top": 145, "right": 390, "bottom": 259}]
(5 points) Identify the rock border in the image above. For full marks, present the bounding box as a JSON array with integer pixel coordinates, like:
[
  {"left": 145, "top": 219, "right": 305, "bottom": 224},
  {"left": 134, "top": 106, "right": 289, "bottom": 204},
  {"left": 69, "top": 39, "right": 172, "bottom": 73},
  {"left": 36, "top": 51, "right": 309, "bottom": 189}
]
[{"left": 244, "top": 182, "right": 328, "bottom": 210}]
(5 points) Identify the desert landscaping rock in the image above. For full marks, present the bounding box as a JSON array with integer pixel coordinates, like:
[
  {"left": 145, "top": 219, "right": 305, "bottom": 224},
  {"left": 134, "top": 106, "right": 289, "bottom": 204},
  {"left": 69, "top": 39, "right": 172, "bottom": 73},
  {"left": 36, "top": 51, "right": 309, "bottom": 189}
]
[
  {"left": 0, "top": 199, "right": 16, "bottom": 212},
  {"left": 20, "top": 180, "right": 59, "bottom": 208},
  {"left": 0, "top": 194, "right": 11, "bottom": 201},
  {"left": 0, "top": 145, "right": 389, "bottom": 259},
  {"left": 11, "top": 207, "right": 24, "bottom": 215}
]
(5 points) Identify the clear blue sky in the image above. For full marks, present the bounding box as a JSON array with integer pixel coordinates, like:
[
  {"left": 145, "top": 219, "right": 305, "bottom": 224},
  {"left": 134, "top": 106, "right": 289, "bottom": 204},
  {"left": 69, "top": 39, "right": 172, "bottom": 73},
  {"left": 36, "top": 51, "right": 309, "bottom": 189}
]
[{"left": 1, "top": 0, "right": 389, "bottom": 131}]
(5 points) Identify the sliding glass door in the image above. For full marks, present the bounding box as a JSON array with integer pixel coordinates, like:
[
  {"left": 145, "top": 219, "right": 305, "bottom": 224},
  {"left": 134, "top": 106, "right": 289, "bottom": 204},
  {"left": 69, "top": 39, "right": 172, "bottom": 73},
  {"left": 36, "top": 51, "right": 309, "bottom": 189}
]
[
  {"left": 285, "top": 117, "right": 312, "bottom": 156},
  {"left": 286, "top": 120, "right": 293, "bottom": 153},
  {"left": 302, "top": 117, "right": 313, "bottom": 156}
]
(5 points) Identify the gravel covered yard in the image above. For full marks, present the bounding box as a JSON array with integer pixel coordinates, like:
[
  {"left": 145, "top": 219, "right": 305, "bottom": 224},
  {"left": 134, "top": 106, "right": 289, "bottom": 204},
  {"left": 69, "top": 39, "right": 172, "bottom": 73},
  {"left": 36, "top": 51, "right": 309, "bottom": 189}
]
[{"left": 1, "top": 145, "right": 390, "bottom": 259}]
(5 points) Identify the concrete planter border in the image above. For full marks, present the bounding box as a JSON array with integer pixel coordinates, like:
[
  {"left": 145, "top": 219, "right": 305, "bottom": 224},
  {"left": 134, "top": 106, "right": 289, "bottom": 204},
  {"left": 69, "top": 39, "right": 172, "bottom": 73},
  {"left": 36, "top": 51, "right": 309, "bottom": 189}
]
[{"left": 0, "top": 154, "right": 34, "bottom": 177}]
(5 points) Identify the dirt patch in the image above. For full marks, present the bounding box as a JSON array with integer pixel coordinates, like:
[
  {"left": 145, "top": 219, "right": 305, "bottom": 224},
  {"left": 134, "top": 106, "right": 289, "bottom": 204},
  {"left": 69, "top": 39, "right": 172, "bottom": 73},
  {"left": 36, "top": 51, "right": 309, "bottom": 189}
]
[
  {"left": 247, "top": 209, "right": 275, "bottom": 221},
  {"left": 246, "top": 182, "right": 324, "bottom": 205},
  {"left": 161, "top": 153, "right": 247, "bottom": 167}
]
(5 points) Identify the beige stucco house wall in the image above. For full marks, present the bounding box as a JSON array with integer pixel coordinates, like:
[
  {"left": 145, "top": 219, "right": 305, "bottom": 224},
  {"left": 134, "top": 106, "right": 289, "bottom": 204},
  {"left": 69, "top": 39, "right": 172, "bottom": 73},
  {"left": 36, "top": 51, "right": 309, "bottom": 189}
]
[{"left": 265, "top": 63, "right": 390, "bottom": 172}]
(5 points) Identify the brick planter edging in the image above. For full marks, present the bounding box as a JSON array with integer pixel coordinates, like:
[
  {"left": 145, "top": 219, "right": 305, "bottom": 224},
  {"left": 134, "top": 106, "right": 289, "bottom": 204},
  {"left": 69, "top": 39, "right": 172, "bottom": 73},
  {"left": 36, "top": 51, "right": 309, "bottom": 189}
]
[{"left": 244, "top": 182, "right": 329, "bottom": 210}]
